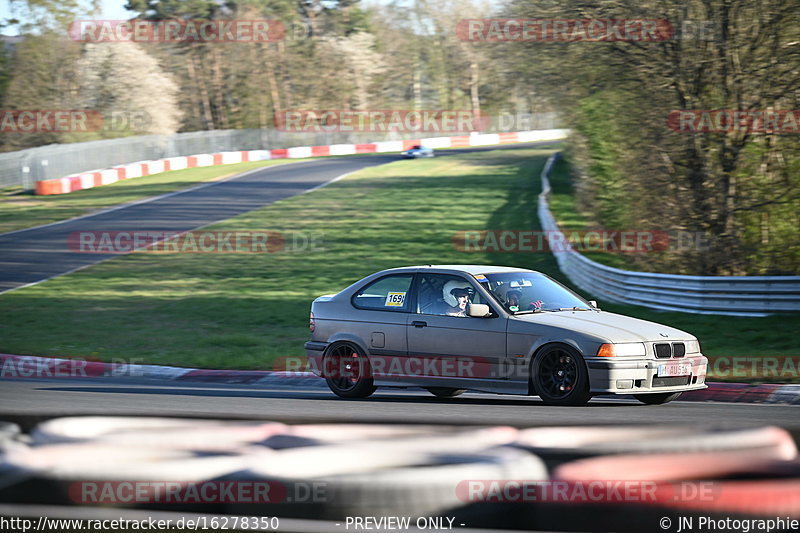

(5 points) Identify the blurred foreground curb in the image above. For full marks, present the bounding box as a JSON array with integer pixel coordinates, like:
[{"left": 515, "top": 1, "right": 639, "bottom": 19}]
[{"left": 1, "top": 353, "right": 798, "bottom": 404}]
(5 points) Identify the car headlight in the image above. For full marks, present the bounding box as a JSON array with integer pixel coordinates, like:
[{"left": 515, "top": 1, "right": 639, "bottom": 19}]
[
  {"left": 596, "top": 342, "right": 646, "bottom": 357},
  {"left": 685, "top": 340, "right": 700, "bottom": 354}
]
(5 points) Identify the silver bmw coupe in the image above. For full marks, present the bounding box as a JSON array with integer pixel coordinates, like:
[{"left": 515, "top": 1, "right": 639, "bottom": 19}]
[{"left": 305, "top": 265, "right": 708, "bottom": 405}]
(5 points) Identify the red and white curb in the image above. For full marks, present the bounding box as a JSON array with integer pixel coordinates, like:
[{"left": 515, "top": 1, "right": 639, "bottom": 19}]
[
  {"left": 0, "top": 354, "right": 321, "bottom": 386},
  {"left": 1, "top": 353, "right": 798, "bottom": 404},
  {"left": 34, "top": 129, "right": 568, "bottom": 195}
]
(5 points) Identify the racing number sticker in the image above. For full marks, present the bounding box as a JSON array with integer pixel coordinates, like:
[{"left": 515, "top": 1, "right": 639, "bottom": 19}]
[{"left": 385, "top": 292, "right": 406, "bottom": 307}]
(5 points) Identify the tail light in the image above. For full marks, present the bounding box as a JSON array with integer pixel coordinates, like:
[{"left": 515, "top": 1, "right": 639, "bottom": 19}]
[{"left": 309, "top": 312, "right": 315, "bottom": 332}]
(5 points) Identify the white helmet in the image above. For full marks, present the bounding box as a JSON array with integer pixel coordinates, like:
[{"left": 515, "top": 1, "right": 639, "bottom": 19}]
[{"left": 443, "top": 280, "right": 472, "bottom": 307}]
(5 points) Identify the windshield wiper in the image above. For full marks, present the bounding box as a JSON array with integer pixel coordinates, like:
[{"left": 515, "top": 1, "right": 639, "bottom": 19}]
[{"left": 547, "top": 306, "right": 593, "bottom": 311}]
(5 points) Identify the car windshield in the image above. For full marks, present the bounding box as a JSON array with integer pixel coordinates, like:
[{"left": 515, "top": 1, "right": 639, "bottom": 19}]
[{"left": 479, "top": 272, "right": 592, "bottom": 313}]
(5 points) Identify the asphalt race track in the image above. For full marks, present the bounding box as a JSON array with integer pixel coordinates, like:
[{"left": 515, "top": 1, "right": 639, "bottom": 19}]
[
  {"left": 1, "top": 377, "right": 797, "bottom": 430},
  {"left": 0, "top": 142, "right": 554, "bottom": 293}
]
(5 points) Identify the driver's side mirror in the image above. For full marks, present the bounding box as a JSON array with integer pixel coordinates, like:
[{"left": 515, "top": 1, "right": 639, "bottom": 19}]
[
  {"left": 468, "top": 303, "right": 492, "bottom": 317},
  {"left": 588, "top": 300, "right": 598, "bottom": 308}
]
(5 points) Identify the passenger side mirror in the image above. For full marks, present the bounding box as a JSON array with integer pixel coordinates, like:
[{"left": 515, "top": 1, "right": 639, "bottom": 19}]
[{"left": 468, "top": 303, "right": 491, "bottom": 317}]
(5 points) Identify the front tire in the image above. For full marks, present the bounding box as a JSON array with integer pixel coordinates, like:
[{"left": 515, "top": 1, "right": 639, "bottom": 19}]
[
  {"left": 531, "top": 344, "right": 591, "bottom": 406},
  {"left": 426, "top": 387, "right": 466, "bottom": 398},
  {"left": 323, "top": 343, "right": 377, "bottom": 399},
  {"left": 634, "top": 392, "right": 682, "bottom": 405}
]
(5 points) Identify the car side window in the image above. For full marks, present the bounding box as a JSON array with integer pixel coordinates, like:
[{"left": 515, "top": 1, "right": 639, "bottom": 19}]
[
  {"left": 352, "top": 274, "right": 414, "bottom": 312},
  {"left": 417, "top": 274, "right": 488, "bottom": 317}
]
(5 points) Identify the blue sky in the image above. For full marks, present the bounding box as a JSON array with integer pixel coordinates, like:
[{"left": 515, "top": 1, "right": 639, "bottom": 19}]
[
  {"left": 95, "top": 0, "right": 132, "bottom": 19},
  {"left": 2, "top": 1, "right": 137, "bottom": 34},
  {"left": 0, "top": 0, "right": 179, "bottom": 21},
  {"left": 1, "top": 0, "right": 499, "bottom": 35},
  {"left": 98, "top": 0, "right": 135, "bottom": 19}
]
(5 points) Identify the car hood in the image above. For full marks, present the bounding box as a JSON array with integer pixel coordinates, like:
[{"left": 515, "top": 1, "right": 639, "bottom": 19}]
[{"left": 512, "top": 310, "right": 694, "bottom": 343}]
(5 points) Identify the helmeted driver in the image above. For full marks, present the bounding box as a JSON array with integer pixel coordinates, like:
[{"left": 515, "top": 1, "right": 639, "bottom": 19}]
[
  {"left": 442, "top": 280, "right": 472, "bottom": 317},
  {"left": 497, "top": 284, "right": 542, "bottom": 312},
  {"left": 505, "top": 289, "right": 522, "bottom": 311}
]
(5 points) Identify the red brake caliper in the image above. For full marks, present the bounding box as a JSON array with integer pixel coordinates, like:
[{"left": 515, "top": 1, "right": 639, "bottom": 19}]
[
  {"left": 347, "top": 352, "right": 358, "bottom": 382},
  {"left": 562, "top": 356, "right": 572, "bottom": 391}
]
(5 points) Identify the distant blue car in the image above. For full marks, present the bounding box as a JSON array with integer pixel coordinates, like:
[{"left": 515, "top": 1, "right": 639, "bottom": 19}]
[{"left": 401, "top": 145, "right": 434, "bottom": 158}]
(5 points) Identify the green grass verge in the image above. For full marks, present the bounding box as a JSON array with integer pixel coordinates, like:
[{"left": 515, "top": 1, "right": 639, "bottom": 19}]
[
  {"left": 0, "top": 146, "right": 797, "bottom": 380},
  {"left": 547, "top": 155, "right": 635, "bottom": 269},
  {"left": 0, "top": 160, "right": 297, "bottom": 234}
]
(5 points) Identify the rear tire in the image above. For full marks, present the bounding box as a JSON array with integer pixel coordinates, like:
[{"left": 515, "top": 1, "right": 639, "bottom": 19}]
[
  {"left": 425, "top": 387, "right": 466, "bottom": 398},
  {"left": 322, "top": 343, "right": 377, "bottom": 399},
  {"left": 634, "top": 392, "right": 682, "bottom": 405},
  {"left": 531, "top": 344, "right": 591, "bottom": 406}
]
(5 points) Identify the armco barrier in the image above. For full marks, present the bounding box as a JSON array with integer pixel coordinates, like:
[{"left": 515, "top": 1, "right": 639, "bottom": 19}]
[
  {"left": 34, "top": 129, "right": 569, "bottom": 195},
  {"left": 538, "top": 153, "right": 800, "bottom": 316}
]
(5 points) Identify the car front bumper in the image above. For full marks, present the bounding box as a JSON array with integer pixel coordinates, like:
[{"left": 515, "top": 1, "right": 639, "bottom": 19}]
[{"left": 586, "top": 354, "right": 708, "bottom": 394}]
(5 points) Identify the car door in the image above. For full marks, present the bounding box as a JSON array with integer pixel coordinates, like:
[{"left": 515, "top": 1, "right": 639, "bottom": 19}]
[
  {"left": 405, "top": 273, "right": 507, "bottom": 382},
  {"left": 350, "top": 273, "right": 414, "bottom": 378}
]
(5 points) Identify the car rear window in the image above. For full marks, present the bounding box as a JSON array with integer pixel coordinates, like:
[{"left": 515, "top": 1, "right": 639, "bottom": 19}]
[{"left": 352, "top": 274, "right": 414, "bottom": 312}]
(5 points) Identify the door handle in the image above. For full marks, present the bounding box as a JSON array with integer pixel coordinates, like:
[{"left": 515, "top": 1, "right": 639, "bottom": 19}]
[{"left": 411, "top": 320, "right": 427, "bottom": 328}]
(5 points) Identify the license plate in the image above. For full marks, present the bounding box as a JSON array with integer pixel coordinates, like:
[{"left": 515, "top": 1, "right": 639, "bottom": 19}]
[{"left": 658, "top": 363, "right": 692, "bottom": 377}]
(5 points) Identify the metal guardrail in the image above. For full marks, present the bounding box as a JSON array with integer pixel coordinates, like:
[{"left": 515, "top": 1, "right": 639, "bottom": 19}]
[{"left": 538, "top": 153, "right": 800, "bottom": 316}]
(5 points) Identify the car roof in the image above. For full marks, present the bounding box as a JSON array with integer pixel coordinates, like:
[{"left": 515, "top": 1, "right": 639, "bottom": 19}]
[{"left": 376, "top": 265, "right": 540, "bottom": 276}]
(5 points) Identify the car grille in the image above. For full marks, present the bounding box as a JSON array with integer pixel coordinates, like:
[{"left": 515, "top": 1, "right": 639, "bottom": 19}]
[
  {"left": 653, "top": 376, "right": 691, "bottom": 387},
  {"left": 654, "top": 343, "right": 672, "bottom": 358},
  {"left": 654, "top": 342, "right": 686, "bottom": 358}
]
